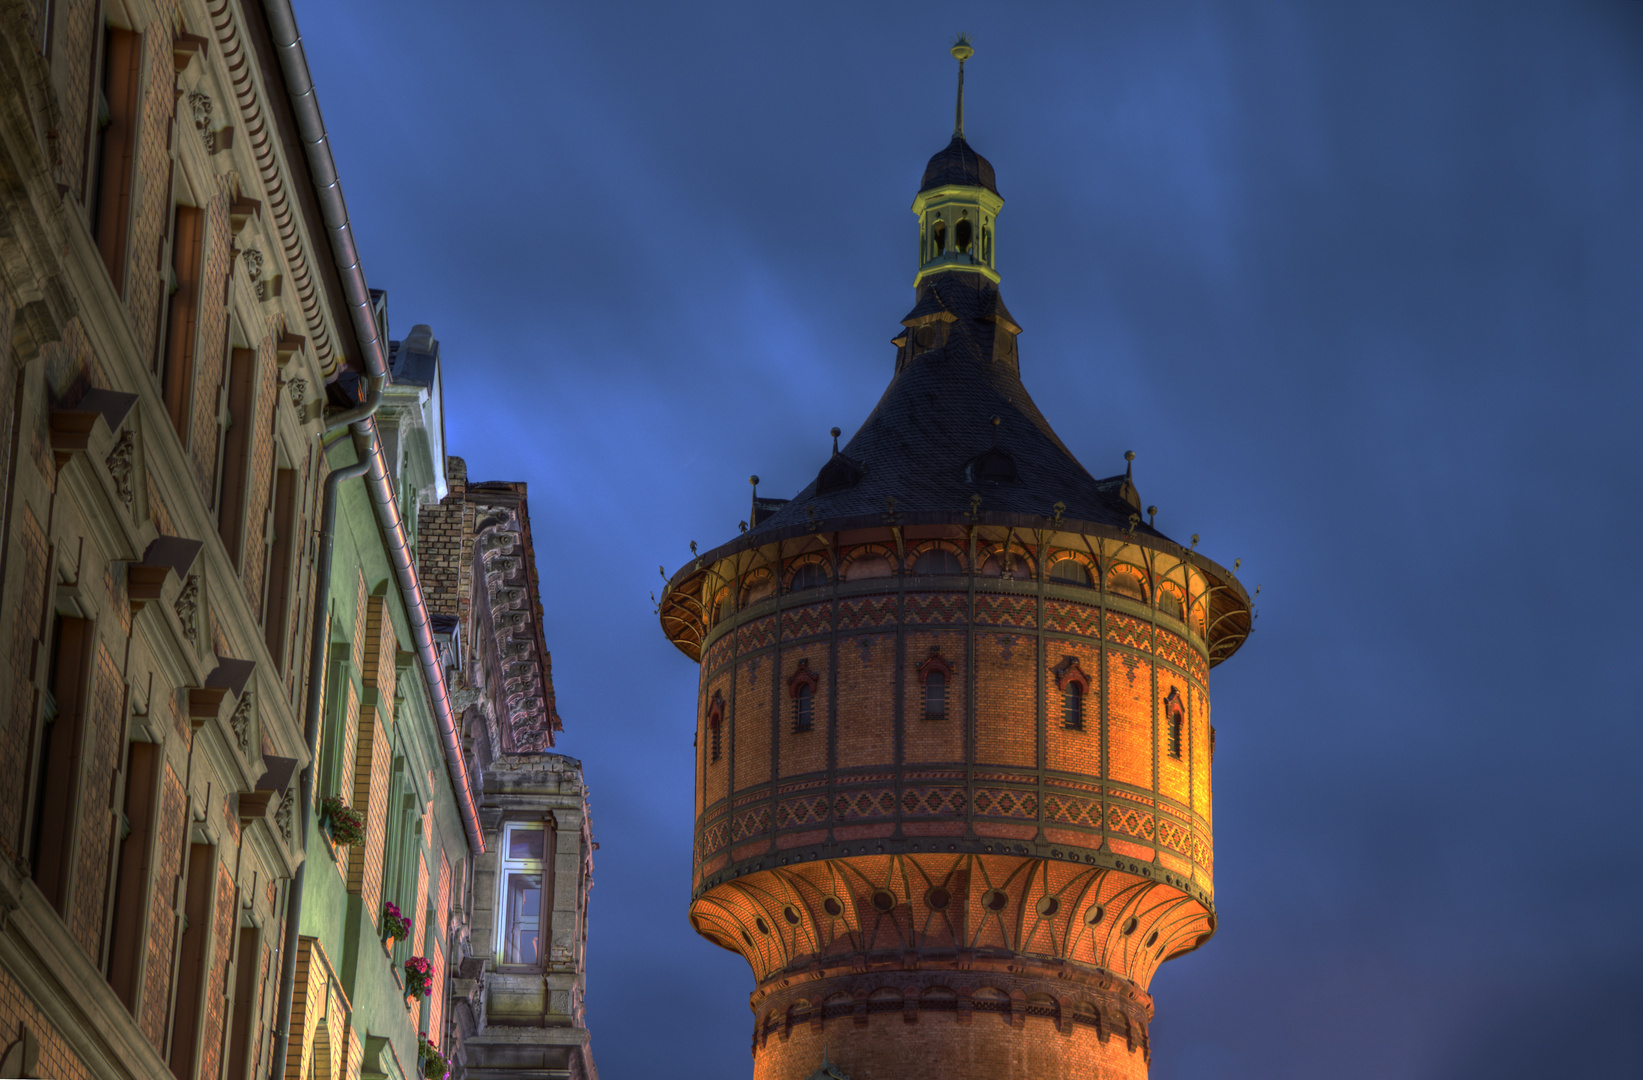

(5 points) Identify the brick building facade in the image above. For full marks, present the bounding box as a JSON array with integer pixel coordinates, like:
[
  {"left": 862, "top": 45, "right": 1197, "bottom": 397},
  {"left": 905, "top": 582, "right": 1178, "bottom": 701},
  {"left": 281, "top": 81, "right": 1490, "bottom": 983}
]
[
  {"left": 657, "top": 43, "right": 1253, "bottom": 1080},
  {"left": 0, "top": 3, "right": 596, "bottom": 1079}
]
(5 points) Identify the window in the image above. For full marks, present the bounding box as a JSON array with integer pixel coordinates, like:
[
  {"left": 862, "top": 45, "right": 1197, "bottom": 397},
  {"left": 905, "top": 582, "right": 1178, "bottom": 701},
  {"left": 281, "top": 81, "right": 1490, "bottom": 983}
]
[
  {"left": 1062, "top": 683, "right": 1084, "bottom": 731},
  {"left": 789, "top": 661, "right": 818, "bottom": 733},
  {"left": 917, "top": 652, "right": 953, "bottom": 720},
  {"left": 497, "top": 822, "right": 550, "bottom": 966},
  {"left": 217, "top": 348, "right": 254, "bottom": 566},
  {"left": 931, "top": 219, "right": 946, "bottom": 257},
  {"left": 789, "top": 562, "right": 830, "bottom": 592},
  {"left": 924, "top": 671, "right": 945, "bottom": 719},
  {"left": 29, "top": 614, "right": 91, "bottom": 910},
  {"left": 793, "top": 684, "right": 812, "bottom": 732},
  {"left": 913, "top": 548, "right": 962, "bottom": 576},
  {"left": 955, "top": 217, "right": 973, "bottom": 252},
  {"left": 1106, "top": 566, "right": 1149, "bottom": 603},
  {"left": 159, "top": 205, "right": 205, "bottom": 438},
  {"left": 1158, "top": 583, "right": 1186, "bottom": 622},
  {"left": 105, "top": 742, "right": 158, "bottom": 1008},
  {"left": 1049, "top": 559, "right": 1092, "bottom": 587},
  {"left": 843, "top": 554, "right": 893, "bottom": 581},
  {"left": 708, "top": 695, "right": 724, "bottom": 762},
  {"left": 263, "top": 466, "right": 297, "bottom": 670},
  {"left": 90, "top": 27, "right": 140, "bottom": 292},
  {"left": 1056, "top": 658, "right": 1091, "bottom": 732},
  {"left": 1169, "top": 711, "right": 1184, "bottom": 758}
]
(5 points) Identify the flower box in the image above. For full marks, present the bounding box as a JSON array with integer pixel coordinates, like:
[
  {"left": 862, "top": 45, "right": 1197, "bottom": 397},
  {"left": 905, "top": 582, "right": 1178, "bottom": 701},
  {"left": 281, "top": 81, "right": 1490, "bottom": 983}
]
[{"left": 318, "top": 796, "right": 365, "bottom": 847}]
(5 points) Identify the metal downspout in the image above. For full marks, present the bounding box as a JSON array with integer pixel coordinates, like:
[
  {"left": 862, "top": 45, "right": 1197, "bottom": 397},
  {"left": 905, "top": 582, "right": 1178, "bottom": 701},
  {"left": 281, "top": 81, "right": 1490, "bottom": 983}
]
[
  {"left": 261, "top": 2, "right": 487, "bottom": 1075},
  {"left": 268, "top": 395, "right": 379, "bottom": 1080},
  {"left": 261, "top": 0, "right": 482, "bottom": 858}
]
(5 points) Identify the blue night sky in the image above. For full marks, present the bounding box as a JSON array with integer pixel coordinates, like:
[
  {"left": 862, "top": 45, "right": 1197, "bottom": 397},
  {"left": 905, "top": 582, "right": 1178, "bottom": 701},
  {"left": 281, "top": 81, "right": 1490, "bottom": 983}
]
[{"left": 290, "top": 2, "right": 1643, "bottom": 1076}]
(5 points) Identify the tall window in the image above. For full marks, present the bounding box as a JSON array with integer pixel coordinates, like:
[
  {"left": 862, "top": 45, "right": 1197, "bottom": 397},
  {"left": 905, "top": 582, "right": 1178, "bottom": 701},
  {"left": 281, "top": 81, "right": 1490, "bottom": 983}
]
[
  {"left": 924, "top": 670, "right": 946, "bottom": 719},
  {"left": 497, "top": 822, "right": 550, "bottom": 967},
  {"left": 793, "top": 684, "right": 813, "bottom": 733},
  {"left": 159, "top": 205, "right": 205, "bottom": 438},
  {"left": 90, "top": 27, "right": 140, "bottom": 291},
  {"left": 1062, "top": 683, "right": 1084, "bottom": 731},
  {"left": 707, "top": 695, "right": 724, "bottom": 762},
  {"left": 216, "top": 348, "right": 254, "bottom": 566},
  {"left": 1169, "top": 711, "right": 1184, "bottom": 758}
]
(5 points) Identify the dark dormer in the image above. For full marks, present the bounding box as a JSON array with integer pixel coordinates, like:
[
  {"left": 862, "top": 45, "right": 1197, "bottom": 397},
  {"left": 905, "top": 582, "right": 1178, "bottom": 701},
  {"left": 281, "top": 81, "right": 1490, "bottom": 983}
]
[
  {"left": 967, "top": 446, "right": 1017, "bottom": 484},
  {"left": 816, "top": 426, "right": 865, "bottom": 494}
]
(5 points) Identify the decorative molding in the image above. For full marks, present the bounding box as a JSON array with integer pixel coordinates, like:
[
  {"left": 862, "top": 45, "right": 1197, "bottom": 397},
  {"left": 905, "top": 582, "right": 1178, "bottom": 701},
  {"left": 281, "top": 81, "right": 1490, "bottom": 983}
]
[
  {"left": 104, "top": 429, "right": 134, "bottom": 509},
  {"left": 275, "top": 787, "right": 293, "bottom": 846},
  {"left": 286, "top": 377, "right": 306, "bottom": 410},
  {"left": 230, "top": 691, "right": 253, "bottom": 751},
  {"left": 175, "top": 576, "right": 199, "bottom": 644}
]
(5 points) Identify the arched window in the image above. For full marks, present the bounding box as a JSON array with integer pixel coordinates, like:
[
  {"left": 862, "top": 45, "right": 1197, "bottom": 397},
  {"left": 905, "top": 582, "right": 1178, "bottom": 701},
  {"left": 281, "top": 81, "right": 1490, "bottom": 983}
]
[
  {"left": 955, "top": 217, "right": 973, "bottom": 253},
  {"left": 932, "top": 219, "right": 947, "bottom": 258},
  {"left": 1049, "top": 559, "right": 1093, "bottom": 587},
  {"left": 913, "top": 548, "right": 963, "bottom": 575},
  {"left": 789, "top": 660, "right": 819, "bottom": 734},
  {"left": 1063, "top": 683, "right": 1084, "bottom": 731},
  {"left": 1106, "top": 566, "right": 1149, "bottom": 603},
  {"left": 917, "top": 651, "right": 954, "bottom": 720},
  {"left": 1158, "top": 582, "right": 1186, "bottom": 622},
  {"left": 1165, "top": 688, "right": 1185, "bottom": 759},
  {"left": 708, "top": 694, "right": 724, "bottom": 763},
  {"left": 794, "top": 684, "right": 812, "bottom": 732},
  {"left": 789, "top": 562, "right": 830, "bottom": 592},
  {"left": 843, "top": 551, "right": 895, "bottom": 581},
  {"left": 925, "top": 671, "right": 945, "bottom": 719},
  {"left": 1055, "top": 658, "right": 1091, "bottom": 732}
]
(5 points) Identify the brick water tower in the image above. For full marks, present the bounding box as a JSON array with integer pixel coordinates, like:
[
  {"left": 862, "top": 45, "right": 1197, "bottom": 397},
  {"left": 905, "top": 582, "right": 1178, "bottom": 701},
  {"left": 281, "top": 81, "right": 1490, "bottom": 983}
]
[{"left": 658, "top": 39, "right": 1253, "bottom": 1080}]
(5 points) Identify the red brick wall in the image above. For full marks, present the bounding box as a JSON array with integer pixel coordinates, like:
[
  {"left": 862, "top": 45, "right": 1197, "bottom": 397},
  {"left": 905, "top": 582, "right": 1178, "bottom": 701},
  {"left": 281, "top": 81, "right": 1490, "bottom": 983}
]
[
  {"left": 196, "top": 864, "right": 237, "bottom": 1080},
  {"left": 0, "top": 505, "right": 48, "bottom": 860},
  {"left": 0, "top": 964, "right": 93, "bottom": 1080},
  {"left": 349, "top": 705, "right": 390, "bottom": 923},
  {"left": 54, "top": 0, "right": 101, "bottom": 201},
  {"left": 141, "top": 762, "right": 186, "bottom": 1052},
  {"left": 67, "top": 642, "right": 125, "bottom": 960},
  {"left": 751, "top": 1009, "right": 1148, "bottom": 1080},
  {"left": 126, "top": 26, "right": 177, "bottom": 364},
  {"left": 188, "top": 191, "right": 233, "bottom": 500}
]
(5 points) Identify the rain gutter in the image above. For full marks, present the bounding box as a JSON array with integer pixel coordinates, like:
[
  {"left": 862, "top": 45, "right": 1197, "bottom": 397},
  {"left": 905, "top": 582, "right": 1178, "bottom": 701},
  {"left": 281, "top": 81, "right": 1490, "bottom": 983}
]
[{"left": 262, "top": 0, "right": 485, "bottom": 1073}]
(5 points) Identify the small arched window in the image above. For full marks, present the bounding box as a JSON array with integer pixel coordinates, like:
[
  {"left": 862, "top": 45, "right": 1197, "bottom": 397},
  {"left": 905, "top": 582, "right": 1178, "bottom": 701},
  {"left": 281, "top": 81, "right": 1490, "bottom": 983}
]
[
  {"left": 932, "top": 219, "right": 947, "bottom": 258},
  {"left": 1169, "top": 710, "right": 1183, "bottom": 758},
  {"left": 844, "top": 552, "right": 894, "bottom": 581},
  {"left": 789, "top": 562, "right": 830, "bottom": 592},
  {"left": 709, "top": 712, "right": 723, "bottom": 763},
  {"left": 1055, "top": 658, "right": 1091, "bottom": 732},
  {"left": 789, "top": 660, "right": 819, "bottom": 734},
  {"left": 1049, "top": 559, "right": 1093, "bottom": 587},
  {"left": 913, "top": 548, "right": 963, "bottom": 576},
  {"left": 1158, "top": 583, "right": 1186, "bottom": 622},
  {"left": 925, "top": 671, "right": 945, "bottom": 719},
  {"left": 1063, "top": 683, "right": 1084, "bottom": 731},
  {"left": 794, "top": 684, "right": 813, "bottom": 732},
  {"left": 1106, "top": 566, "right": 1149, "bottom": 603},
  {"left": 955, "top": 217, "right": 973, "bottom": 253},
  {"left": 917, "top": 651, "right": 955, "bottom": 720}
]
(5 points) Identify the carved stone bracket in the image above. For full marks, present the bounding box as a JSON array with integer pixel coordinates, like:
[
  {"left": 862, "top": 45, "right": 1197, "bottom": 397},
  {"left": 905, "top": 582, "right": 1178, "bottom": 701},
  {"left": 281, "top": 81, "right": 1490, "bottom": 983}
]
[
  {"left": 104, "top": 429, "right": 134, "bottom": 509},
  {"left": 230, "top": 691, "right": 253, "bottom": 752},
  {"left": 174, "top": 575, "right": 198, "bottom": 644}
]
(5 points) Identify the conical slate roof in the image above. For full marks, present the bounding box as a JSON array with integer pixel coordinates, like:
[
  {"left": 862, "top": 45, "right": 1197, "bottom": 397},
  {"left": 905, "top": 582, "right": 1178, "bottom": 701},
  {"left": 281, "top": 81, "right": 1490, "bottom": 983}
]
[
  {"left": 750, "top": 272, "right": 1159, "bottom": 539},
  {"left": 919, "top": 134, "right": 999, "bottom": 196}
]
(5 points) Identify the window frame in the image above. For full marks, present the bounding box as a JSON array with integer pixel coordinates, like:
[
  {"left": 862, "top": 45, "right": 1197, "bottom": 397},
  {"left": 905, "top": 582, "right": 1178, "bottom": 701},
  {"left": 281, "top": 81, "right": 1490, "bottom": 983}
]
[{"left": 494, "top": 820, "right": 551, "bottom": 970}]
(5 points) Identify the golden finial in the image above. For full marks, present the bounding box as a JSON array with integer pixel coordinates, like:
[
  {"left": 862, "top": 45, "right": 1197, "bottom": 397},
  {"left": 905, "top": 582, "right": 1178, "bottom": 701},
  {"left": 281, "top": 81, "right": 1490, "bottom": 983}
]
[{"left": 951, "top": 34, "right": 973, "bottom": 136}]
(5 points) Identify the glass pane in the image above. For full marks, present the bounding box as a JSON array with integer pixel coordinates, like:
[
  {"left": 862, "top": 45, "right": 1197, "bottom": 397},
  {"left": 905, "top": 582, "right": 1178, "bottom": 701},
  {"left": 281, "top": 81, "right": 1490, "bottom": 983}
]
[
  {"left": 503, "top": 871, "right": 543, "bottom": 964},
  {"left": 507, "top": 827, "right": 545, "bottom": 861}
]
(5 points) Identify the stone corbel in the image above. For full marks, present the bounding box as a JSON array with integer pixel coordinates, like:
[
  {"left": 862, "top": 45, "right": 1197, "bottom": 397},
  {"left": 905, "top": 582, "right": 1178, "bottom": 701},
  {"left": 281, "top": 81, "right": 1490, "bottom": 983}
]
[
  {"left": 173, "top": 33, "right": 209, "bottom": 71},
  {"left": 49, "top": 388, "right": 136, "bottom": 468},
  {"left": 127, "top": 535, "right": 202, "bottom": 614}
]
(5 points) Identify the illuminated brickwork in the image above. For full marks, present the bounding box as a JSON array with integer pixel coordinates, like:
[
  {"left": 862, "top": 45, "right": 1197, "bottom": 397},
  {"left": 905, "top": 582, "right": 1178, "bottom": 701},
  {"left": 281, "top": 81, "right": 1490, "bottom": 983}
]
[{"left": 661, "top": 50, "right": 1253, "bottom": 1076}]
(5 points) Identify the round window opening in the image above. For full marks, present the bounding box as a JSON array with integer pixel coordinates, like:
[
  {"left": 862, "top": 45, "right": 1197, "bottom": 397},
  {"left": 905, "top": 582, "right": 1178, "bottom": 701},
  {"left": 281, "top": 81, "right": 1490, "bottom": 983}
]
[
  {"left": 870, "top": 890, "right": 897, "bottom": 913},
  {"left": 983, "top": 889, "right": 1009, "bottom": 912},
  {"left": 1121, "top": 916, "right": 1139, "bottom": 936},
  {"left": 1084, "top": 904, "right": 1105, "bottom": 926},
  {"left": 927, "top": 887, "right": 952, "bottom": 910},
  {"left": 783, "top": 905, "right": 801, "bottom": 926},
  {"left": 914, "top": 324, "right": 936, "bottom": 348},
  {"left": 740, "top": 929, "right": 753, "bottom": 947},
  {"left": 823, "top": 896, "right": 843, "bottom": 918},
  {"left": 755, "top": 916, "right": 770, "bottom": 935},
  {"left": 1036, "top": 895, "right": 1060, "bottom": 917},
  {"left": 1145, "top": 930, "right": 1159, "bottom": 947}
]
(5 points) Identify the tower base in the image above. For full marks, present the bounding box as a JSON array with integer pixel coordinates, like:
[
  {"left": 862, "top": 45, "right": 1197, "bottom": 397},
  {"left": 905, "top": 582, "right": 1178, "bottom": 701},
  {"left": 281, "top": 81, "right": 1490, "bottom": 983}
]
[{"left": 750, "top": 961, "right": 1152, "bottom": 1080}]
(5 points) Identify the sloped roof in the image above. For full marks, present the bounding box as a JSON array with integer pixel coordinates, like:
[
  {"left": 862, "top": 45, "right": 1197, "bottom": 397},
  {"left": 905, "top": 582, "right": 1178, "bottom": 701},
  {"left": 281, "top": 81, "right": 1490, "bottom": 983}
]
[
  {"left": 919, "top": 134, "right": 1000, "bottom": 196},
  {"left": 749, "top": 272, "right": 1159, "bottom": 539}
]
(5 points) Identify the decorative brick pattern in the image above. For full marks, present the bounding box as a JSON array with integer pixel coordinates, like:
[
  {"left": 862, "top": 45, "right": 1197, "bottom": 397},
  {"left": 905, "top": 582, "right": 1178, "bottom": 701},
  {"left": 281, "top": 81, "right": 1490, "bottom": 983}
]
[
  {"left": 904, "top": 592, "right": 966, "bottom": 624},
  {"left": 836, "top": 595, "right": 896, "bottom": 631},
  {"left": 779, "top": 602, "right": 831, "bottom": 642},
  {"left": 736, "top": 616, "right": 777, "bottom": 653},
  {"left": 974, "top": 593, "right": 1034, "bottom": 628}
]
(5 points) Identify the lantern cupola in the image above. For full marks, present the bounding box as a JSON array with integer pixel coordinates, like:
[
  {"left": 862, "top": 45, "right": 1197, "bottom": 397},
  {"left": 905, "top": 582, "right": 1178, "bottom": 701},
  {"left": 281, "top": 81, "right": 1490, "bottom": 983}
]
[{"left": 914, "top": 36, "right": 1003, "bottom": 287}]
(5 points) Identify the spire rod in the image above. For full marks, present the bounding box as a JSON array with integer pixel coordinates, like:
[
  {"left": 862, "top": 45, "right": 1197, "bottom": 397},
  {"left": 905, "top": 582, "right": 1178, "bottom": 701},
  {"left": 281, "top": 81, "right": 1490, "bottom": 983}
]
[{"left": 951, "top": 34, "right": 973, "bottom": 137}]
